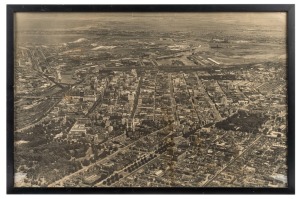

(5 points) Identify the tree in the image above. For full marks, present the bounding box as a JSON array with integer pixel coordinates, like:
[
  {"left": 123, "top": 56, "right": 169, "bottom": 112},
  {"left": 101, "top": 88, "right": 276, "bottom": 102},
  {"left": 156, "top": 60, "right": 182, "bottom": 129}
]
[{"left": 82, "top": 159, "right": 90, "bottom": 166}]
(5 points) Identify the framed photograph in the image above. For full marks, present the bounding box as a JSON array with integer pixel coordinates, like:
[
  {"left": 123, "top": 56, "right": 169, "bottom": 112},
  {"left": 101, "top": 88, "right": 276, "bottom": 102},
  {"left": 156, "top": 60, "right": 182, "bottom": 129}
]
[{"left": 7, "top": 5, "right": 295, "bottom": 194}]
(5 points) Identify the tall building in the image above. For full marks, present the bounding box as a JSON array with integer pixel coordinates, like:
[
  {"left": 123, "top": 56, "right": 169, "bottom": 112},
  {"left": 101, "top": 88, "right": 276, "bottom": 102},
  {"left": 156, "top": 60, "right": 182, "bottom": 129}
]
[
  {"left": 94, "top": 78, "right": 99, "bottom": 91},
  {"left": 56, "top": 69, "right": 62, "bottom": 82},
  {"left": 128, "top": 92, "right": 135, "bottom": 111},
  {"left": 221, "top": 96, "right": 228, "bottom": 105}
]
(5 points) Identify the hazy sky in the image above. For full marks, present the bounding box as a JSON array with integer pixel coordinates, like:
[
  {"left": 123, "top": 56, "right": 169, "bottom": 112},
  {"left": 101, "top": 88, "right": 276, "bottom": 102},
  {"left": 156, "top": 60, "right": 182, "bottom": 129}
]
[{"left": 15, "top": 12, "right": 286, "bottom": 31}]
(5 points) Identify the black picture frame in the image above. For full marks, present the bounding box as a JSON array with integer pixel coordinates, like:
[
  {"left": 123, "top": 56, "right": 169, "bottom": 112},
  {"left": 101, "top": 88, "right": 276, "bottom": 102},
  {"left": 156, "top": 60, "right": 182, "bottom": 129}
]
[{"left": 7, "top": 4, "right": 295, "bottom": 194}]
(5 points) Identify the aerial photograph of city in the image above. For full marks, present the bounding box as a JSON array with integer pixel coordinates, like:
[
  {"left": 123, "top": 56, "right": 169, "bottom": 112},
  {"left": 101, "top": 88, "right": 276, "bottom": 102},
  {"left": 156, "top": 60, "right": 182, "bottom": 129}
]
[{"left": 13, "top": 12, "right": 288, "bottom": 188}]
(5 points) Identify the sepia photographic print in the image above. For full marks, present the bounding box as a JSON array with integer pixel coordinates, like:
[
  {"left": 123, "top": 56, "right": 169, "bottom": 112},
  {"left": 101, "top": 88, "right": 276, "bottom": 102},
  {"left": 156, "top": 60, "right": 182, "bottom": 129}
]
[{"left": 7, "top": 5, "right": 295, "bottom": 194}]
